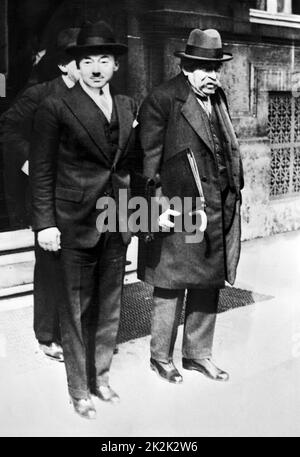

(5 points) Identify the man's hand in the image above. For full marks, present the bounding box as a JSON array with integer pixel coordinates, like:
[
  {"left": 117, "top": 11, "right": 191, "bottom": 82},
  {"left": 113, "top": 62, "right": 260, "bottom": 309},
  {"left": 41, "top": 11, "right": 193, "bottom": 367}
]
[
  {"left": 158, "top": 208, "right": 181, "bottom": 231},
  {"left": 38, "top": 227, "right": 61, "bottom": 252}
]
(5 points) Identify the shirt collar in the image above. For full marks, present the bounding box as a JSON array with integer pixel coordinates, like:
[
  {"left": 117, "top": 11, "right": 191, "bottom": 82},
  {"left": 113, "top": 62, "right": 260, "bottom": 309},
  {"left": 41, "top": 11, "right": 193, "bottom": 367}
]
[{"left": 61, "top": 74, "right": 76, "bottom": 89}]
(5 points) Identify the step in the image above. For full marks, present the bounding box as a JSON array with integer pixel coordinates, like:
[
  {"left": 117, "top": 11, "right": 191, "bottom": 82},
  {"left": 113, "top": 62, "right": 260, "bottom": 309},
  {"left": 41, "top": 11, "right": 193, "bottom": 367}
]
[
  {"left": 0, "top": 283, "right": 33, "bottom": 299},
  {"left": 0, "top": 234, "right": 139, "bottom": 298},
  {"left": 0, "top": 229, "right": 34, "bottom": 253},
  {"left": 0, "top": 251, "right": 35, "bottom": 291},
  {"left": 0, "top": 231, "right": 35, "bottom": 298}
]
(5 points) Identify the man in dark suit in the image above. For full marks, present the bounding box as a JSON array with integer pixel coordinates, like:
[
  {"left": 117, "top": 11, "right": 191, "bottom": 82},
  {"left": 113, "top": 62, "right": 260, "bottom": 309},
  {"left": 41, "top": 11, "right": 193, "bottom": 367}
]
[
  {"left": 0, "top": 28, "right": 80, "bottom": 361},
  {"left": 138, "top": 29, "right": 243, "bottom": 384},
  {"left": 30, "top": 21, "right": 137, "bottom": 419}
]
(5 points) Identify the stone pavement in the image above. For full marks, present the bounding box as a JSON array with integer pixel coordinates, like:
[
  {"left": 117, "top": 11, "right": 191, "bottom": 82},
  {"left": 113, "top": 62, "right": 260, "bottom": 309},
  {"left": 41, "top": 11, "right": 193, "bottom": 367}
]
[{"left": 0, "top": 230, "right": 300, "bottom": 437}]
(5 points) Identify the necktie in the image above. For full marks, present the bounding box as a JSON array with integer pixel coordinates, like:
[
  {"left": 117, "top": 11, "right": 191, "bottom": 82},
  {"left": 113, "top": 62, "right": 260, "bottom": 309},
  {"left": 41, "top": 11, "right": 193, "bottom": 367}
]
[
  {"left": 194, "top": 92, "right": 211, "bottom": 117},
  {"left": 98, "top": 89, "right": 111, "bottom": 122},
  {"left": 194, "top": 92, "right": 208, "bottom": 101}
]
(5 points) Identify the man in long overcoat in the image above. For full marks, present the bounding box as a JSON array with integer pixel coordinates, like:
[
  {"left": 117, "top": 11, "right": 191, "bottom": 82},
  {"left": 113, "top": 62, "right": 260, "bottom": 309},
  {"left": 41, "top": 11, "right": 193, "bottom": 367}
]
[
  {"left": 30, "top": 21, "right": 138, "bottom": 419},
  {"left": 138, "top": 29, "right": 243, "bottom": 384}
]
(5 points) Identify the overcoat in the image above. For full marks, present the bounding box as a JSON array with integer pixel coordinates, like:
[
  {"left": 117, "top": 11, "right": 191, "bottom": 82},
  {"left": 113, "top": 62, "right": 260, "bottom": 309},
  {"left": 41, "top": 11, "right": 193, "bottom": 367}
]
[
  {"left": 137, "top": 72, "right": 243, "bottom": 289},
  {"left": 30, "top": 83, "right": 137, "bottom": 249},
  {"left": 1, "top": 77, "right": 69, "bottom": 167}
]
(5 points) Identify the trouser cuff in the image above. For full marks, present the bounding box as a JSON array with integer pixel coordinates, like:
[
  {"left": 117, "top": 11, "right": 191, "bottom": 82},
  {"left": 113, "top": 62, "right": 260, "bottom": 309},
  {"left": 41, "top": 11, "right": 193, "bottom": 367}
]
[
  {"left": 68, "top": 386, "right": 90, "bottom": 400},
  {"left": 36, "top": 334, "right": 58, "bottom": 344},
  {"left": 182, "top": 351, "right": 212, "bottom": 360},
  {"left": 96, "top": 374, "right": 110, "bottom": 388},
  {"left": 150, "top": 352, "right": 174, "bottom": 363}
]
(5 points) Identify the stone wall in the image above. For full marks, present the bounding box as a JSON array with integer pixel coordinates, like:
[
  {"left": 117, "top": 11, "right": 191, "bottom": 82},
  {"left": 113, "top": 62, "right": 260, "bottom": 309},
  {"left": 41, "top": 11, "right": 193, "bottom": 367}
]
[
  {"left": 238, "top": 138, "right": 300, "bottom": 241},
  {"left": 225, "top": 41, "right": 300, "bottom": 240}
]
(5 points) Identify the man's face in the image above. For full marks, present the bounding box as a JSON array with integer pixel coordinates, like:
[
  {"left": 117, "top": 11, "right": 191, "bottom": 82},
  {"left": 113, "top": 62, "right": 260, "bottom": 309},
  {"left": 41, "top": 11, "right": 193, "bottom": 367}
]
[
  {"left": 79, "top": 54, "right": 119, "bottom": 89},
  {"left": 59, "top": 60, "right": 81, "bottom": 83},
  {"left": 189, "top": 62, "right": 223, "bottom": 96}
]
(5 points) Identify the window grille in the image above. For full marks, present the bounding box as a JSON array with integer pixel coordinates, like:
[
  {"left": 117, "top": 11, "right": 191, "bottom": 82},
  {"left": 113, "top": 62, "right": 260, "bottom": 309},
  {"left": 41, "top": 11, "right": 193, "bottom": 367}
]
[{"left": 268, "top": 92, "right": 300, "bottom": 197}]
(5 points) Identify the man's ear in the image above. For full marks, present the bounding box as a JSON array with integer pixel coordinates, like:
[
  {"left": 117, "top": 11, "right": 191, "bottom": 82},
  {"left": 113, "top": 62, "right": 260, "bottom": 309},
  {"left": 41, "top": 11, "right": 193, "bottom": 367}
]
[
  {"left": 58, "top": 64, "right": 67, "bottom": 74},
  {"left": 113, "top": 61, "right": 119, "bottom": 72}
]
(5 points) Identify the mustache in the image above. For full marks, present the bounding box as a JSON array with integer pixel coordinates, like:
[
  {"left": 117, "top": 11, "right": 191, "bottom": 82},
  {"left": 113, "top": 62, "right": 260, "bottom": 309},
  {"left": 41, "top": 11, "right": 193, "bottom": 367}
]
[
  {"left": 199, "top": 76, "right": 221, "bottom": 87},
  {"left": 201, "top": 76, "right": 217, "bottom": 83}
]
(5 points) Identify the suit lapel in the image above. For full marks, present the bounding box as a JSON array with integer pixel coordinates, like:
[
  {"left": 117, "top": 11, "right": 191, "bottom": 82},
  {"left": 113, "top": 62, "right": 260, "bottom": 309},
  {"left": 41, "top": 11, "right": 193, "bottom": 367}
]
[
  {"left": 62, "top": 84, "right": 112, "bottom": 165},
  {"left": 114, "top": 94, "right": 134, "bottom": 164},
  {"left": 181, "top": 91, "right": 214, "bottom": 153}
]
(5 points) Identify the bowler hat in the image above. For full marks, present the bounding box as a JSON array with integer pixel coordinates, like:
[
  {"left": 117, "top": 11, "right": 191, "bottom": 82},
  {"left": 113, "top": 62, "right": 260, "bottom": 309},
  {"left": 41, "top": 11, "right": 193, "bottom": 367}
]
[
  {"left": 174, "top": 29, "right": 232, "bottom": 62},
  {"left": 67, "top": 21, "right": 128, "bottom": 57}
]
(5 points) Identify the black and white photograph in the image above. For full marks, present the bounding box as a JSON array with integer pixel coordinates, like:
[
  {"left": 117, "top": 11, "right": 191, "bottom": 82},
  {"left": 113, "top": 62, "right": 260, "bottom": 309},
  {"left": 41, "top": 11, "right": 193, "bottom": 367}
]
[{"left": 0, "top": 0, "right": 299, "bottom": 439}]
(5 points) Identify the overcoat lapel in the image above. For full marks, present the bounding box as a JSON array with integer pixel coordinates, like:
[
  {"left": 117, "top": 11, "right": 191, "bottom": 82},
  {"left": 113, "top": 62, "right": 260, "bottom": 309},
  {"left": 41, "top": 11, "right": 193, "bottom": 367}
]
[
  {"left": 181, "top": 91, "right": 215, "bottom": 154},
  {"left": 62, "top": 84, "right": 112, "bottom": 165}
]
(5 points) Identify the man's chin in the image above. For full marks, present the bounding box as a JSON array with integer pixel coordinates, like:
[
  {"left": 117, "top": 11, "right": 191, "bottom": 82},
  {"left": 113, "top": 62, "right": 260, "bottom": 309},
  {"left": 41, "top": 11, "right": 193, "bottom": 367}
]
[
  {"left": 85, "top": 81, "right": 105, "bottom": 89},
  {"left": 203, "top": 86, "right": 217, "bottom": 95}
]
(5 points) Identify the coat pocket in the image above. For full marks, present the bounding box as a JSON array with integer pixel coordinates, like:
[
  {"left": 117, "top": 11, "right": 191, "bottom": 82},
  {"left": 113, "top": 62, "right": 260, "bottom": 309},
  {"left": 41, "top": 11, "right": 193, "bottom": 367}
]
[
  {"left": 55, "top": 187, "right": 84, "bottom": 203},
  {"left": 161, "top": 148, "right": 199, "bottom": 199}
]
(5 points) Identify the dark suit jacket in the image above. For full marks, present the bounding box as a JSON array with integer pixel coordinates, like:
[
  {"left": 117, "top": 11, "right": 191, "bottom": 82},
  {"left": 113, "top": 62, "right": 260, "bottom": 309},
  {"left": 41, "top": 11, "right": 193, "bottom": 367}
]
[
  {"left": 30, "top": 83, "right": 137, "bottom": 248},
  {"left": 138, "top": 72, "right": 243, "bottom": 289},
  {"left": 0, "top": 77, "right": 70, "bottom": 227}
]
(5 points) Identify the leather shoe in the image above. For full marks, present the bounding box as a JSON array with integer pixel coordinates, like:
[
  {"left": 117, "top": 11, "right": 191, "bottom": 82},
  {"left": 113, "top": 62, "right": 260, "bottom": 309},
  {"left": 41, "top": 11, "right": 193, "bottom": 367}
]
[
  {"left": 150, "top": 358, "right": 183, "bottom": 384},
  {"left": 70, "top": 396, "right": 96, "bottom": 420},
  {"left": 39, "top": 342, "right": 64, "bottom": 362},
  {"left": 95, "top": 385, "right": 120, "bottom": 403},
  {"left": 182, "top": 358, "right": 229, "bottom": 382}
]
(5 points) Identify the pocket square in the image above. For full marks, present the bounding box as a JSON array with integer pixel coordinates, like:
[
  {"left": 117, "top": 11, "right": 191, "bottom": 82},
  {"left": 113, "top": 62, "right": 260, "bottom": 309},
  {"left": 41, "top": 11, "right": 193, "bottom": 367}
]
[{"left": 21, "top": 160, "right": 29, "bottom": 176}]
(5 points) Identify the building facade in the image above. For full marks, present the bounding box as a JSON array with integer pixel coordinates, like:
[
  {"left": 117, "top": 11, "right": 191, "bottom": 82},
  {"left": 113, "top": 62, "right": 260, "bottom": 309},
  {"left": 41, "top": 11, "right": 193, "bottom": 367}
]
[{"left": 1, "top": 0, "right": 300, "bottom": 242}]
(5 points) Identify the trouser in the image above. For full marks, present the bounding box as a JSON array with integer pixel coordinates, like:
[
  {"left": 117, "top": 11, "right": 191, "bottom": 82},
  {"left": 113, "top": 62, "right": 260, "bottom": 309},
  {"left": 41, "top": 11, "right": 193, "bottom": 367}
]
[
  {"left": 33, "top": 240, "right": 61, "bottom": 343},
  {"left": 58, "top": 232, "right": 127, "bottom": 399},
  {"left": 151, "top": 288, "right": 219, "bottom": 362}
]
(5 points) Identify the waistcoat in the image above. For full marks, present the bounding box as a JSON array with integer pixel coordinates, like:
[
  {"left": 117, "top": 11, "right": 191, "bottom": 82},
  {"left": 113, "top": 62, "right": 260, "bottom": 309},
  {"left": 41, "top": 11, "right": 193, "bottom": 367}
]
[{"left": 209, "top": 102, "right": 229, "bottom": 191}]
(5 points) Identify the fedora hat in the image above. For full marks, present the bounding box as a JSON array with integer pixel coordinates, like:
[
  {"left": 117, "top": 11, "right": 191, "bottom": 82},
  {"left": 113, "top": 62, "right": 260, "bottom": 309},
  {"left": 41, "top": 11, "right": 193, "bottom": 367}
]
[
  {"left": 37, "top": 27, "right": 80, "bottom": 69},
  {"left": 33, "top": 28, "right": 81, "bottom": 82},
  {"left": 174, "top": 29, "right": 232, "bottom": 62},
  {"left": 52, "top": 27, "right": 81, "bottom": 63},
  {"left": 67, "top": 21, "right": 128, "bottom": 57},
  {"left": 56, "top": 28, "right": 81, "bottom": 52}
]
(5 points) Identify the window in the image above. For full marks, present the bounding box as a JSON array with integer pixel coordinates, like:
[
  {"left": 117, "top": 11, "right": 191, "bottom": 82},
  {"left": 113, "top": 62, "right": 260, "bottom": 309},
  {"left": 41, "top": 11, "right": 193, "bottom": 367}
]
[
  {"left": 251, "top": 0, "right": 300, "bottom": 27},
  {"left": 293, "top": 1, "right": 300, "bottom": 14},
  {"left": 256, "top": 0, "right": 293, "bottom": 14}
]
